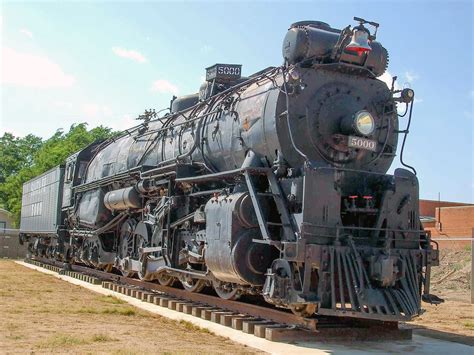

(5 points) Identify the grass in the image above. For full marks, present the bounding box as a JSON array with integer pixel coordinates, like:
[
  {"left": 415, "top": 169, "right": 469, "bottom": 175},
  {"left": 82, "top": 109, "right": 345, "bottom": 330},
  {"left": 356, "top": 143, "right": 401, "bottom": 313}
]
[
  {"left": 5, "top": 322, "right": 20, "bottom": 331},
  {"left": 102, "top": 307, "right": 137, "bottom": 316},
  {"left": 0, "top": 260, "right": 255, "bottom": 354},
  {"left": 99, "top": 295, "right": 126, "bottom": 304},
  {"left": 452, "top": 262, "right": 464, "bottom": 271},
  {"left": 462, "top": 321, "right": 474, "bottom": 330},
  {"left": 37, "top": 334, "right": 89, "bottom": 348},
  {"left": 91, "top": 333, "right": 116, "bottom": 342},
  {"left": 36, "top": 333, "right": 115, "bottom": 349},
  {"left": 178, "top": 320, "right": 213, "bottom": 334},
  {"left": 77, "top": 306, "right": 137, "bottom": 316}
]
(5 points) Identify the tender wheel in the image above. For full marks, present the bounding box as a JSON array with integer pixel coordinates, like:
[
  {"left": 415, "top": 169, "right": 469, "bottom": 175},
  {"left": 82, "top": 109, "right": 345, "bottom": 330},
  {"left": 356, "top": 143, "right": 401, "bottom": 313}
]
[
  {"left": 212, "top": 280, "right": 241, "bottom": 300},
  {"left": 290, "top": 304, "right": 317, "bottom": 317},
  {"left": 181, "top": 277, "right": 206, "bottom": 293}
]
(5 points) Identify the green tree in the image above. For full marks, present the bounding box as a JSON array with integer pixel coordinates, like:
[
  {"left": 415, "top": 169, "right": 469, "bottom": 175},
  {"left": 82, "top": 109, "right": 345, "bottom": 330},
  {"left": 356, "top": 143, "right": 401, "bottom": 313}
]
[
  {"left": 0, "top": 123, "right": 116, "bottom": 225},
  {"left": 0, "top": 133, "right": 43, "bottom": 184}
]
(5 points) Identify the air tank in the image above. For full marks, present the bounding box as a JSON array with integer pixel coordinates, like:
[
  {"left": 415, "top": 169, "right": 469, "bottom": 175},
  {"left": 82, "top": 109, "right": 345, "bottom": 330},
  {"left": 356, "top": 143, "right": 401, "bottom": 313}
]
[{"left": 104, "top": 187, "right": 142, "bottom": 211}]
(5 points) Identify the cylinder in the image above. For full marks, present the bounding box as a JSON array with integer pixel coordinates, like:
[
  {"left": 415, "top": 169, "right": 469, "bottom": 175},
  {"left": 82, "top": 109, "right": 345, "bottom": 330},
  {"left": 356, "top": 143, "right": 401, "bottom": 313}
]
[{"left": 104, "top": 187, "right": 142, "bottom": 211}]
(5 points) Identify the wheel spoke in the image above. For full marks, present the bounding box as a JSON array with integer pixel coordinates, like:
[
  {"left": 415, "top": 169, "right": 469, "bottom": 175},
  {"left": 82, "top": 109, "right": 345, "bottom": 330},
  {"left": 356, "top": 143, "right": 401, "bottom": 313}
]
[
  {"left": 213, "top": 280, "right": 241, "bottom": 300},
  {"left": 181, "top": 278, "right": 206, "bottom": 293}
]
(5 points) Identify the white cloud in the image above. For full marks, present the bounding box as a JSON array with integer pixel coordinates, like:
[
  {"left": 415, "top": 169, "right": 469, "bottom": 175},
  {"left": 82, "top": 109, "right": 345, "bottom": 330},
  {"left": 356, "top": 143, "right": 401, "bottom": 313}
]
[
  {"left": 151, "top": 79, "right": 179, "bottom": 95},
  {"left": 52, "top": 101, "right": 73, "bottom": 109},
  {"left": 463, "top": 110, "right": 473, "bottom": 119},
  {"left": 200, "top": 44, "right": 213, "bottom": 54},
  {"left": 112, "top": 47, "right": 147, "bottom": 63},
  {"left": 379, "top": 71, "right": 422, "bottom": 112},
  {"left": 379, "top": 71, "right": 401, "bottom": 90},
  {"left": 82, "top": 103, "right": 113, "bottom": 118},
  {"left": 1, "top": 46, "right": 75, "bottom": 88},
  {"left": 20, "top": 28, "right": 33, "bottom": 39},
  {"left": 404, "top": 71, "right": 419, "bottom": 84},
  {"left": 114, "top": 114, "right": 139, "bottom": 131}
]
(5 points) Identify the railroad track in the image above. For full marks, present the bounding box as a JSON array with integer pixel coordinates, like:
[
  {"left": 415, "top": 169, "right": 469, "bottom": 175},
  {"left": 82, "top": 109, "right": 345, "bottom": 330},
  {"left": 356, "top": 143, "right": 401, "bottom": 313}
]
[{"left": 25, "top": 257, "right": 412, "bottom": 343}]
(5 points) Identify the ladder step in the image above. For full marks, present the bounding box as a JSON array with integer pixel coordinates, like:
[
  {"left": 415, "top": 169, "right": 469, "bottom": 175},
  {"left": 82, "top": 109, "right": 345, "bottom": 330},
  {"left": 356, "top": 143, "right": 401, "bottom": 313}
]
[
  {"left": 267, "top": 222, "right": 291, "bottom": 227},
  {"left": 257, "top": 192, "right": 283, "bottom": 199}
]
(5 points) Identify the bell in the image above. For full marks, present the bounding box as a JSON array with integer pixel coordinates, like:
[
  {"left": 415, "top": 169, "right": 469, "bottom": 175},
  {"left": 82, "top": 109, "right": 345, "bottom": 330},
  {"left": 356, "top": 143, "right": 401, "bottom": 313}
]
[{"left": 345, "top": 26, "right": 372, "bottom": 56}]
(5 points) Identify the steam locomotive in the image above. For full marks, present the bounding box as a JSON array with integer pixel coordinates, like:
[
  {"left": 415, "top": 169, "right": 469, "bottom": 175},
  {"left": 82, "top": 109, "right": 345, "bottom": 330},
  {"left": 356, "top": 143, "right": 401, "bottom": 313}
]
[{"left": 20, "top": 18, "right": 440, "bottom": 321}]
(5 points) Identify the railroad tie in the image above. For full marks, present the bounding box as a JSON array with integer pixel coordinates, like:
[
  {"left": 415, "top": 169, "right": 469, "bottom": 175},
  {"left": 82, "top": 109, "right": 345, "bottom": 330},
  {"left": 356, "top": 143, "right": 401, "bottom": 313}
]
[
  {"left": 146, "top": 293, "right": 156, "bottom": 303},
  {"left": 159, "top": 297, "right": 172, "bottom": 307},
  {"left": 220, "top": 313, "right": 247, "bottom": 327},
  {"left": 191, "top": 306, "right": 213, "bottom": 317},
  {"left": 232, "top": 316, "right": 256, "bottom": 330},
  {"left": 210, "top": 311, "right": 234, "bottom": 324},
  {"left": 200, "top": 308, "right": 220, "bottom": 320},
  {"left": 141, "top": 292, "right": 153, "bottom": 301},
  {"left": 264, "top": 327, "right": 314, "bottom": 342},
  {"left": 242, "top": 320, "right": 273, "bottom": 334},
  {"left": 176, "top": 301, "right": 192, "bottom": 313},
  {"left": 167, "top": 299, "right": 180, "bottom": 311},
  {"left": 181, "top": 303, "right": 197, "bottom": 315},
  {"left": 254, "top": 323, "right": 286, "bottom": 338}
]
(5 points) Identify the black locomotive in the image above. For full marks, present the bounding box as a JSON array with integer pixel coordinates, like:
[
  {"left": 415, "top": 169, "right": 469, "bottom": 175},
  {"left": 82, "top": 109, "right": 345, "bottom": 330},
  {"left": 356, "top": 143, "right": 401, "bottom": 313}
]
[{"left": 20, "top": 18, "right": 440, "bottom": 321}]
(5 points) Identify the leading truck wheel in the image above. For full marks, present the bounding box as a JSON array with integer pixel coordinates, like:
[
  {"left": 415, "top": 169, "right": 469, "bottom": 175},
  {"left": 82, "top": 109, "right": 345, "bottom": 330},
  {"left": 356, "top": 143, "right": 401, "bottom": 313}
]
[
  {"left": 290, "top": 304, "right": 317, "bottom": 317},
  {"left": 213, "top": 280, "right": 241, "bottom": 300},
  {"left": 157, "top": 273, "right": 176, "bottom": 287},
  {"left": 181, "top": 277, "right": 206, "bottom": 293}
]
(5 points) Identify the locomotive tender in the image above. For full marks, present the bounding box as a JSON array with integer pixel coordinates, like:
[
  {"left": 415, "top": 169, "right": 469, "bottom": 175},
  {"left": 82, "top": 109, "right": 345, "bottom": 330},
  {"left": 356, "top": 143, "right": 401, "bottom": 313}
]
[{"left": 20, "top": 18, "right": 440, "bottom": 321}]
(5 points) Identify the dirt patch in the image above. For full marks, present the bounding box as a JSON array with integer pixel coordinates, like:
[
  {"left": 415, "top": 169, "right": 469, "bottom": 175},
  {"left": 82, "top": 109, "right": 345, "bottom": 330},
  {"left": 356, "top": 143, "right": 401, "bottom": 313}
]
[
  {"left": 430, "top": 248, "right": 471, "bottom": 301},
  {"left": 0, "top": 260, "right": 261, "bottom": 354},
  {"left": 407, "top": 247, "right": 474, "bottom": 338},
  {"left": 408, "top": 298, "right": 474, "bottom": 338}
]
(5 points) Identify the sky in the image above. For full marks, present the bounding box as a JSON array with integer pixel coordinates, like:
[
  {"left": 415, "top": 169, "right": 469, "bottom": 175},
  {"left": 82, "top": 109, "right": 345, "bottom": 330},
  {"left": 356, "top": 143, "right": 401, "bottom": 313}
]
[{"left": 0, "top": 0, "right": 473, "bottom": 203}]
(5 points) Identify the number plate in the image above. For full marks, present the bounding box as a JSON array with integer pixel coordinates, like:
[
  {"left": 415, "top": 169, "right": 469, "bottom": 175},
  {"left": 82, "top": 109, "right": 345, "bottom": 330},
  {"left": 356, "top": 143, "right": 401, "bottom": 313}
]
[{"left": 348, "top": 136, "right": 377, "bottom": 151}]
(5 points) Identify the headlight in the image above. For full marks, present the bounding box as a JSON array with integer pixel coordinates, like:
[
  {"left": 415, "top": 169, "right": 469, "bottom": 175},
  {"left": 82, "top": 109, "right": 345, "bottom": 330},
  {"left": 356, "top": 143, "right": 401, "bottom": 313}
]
[{"left": 354, "top": 110, "right": 375, "bottom": 136}]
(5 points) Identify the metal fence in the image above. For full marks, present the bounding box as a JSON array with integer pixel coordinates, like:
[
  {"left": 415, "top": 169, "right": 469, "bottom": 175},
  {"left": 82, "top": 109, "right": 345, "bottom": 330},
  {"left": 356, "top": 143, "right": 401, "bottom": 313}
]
[{"left": 0, "top": 229, "right": 27, "bottom": 259}]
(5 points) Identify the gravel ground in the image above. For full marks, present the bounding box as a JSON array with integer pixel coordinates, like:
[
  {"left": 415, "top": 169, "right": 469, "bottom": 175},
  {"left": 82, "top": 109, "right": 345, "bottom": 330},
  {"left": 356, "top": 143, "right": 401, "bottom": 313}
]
[{"left": 0, "top": 260, "right": 261, "bottom": 354}]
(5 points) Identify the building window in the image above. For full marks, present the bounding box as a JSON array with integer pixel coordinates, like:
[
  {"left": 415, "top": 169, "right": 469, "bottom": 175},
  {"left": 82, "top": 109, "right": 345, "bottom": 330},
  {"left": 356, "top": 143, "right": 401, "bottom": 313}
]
[{"left": 0, "top": 221, "right": 6, "bottom": 233}]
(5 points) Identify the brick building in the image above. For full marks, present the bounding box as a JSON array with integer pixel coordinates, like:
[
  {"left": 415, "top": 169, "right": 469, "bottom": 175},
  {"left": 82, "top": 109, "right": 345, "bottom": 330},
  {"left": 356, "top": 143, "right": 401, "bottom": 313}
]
[
  {"left": 0, "top": 208, "right": 13, "bottom": 234},
  {"left": 420, "top": 199, "right": 473, "bottom": 249},
  {"left": 0, "top": 209, "right": 27, "bottom": 258}
]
